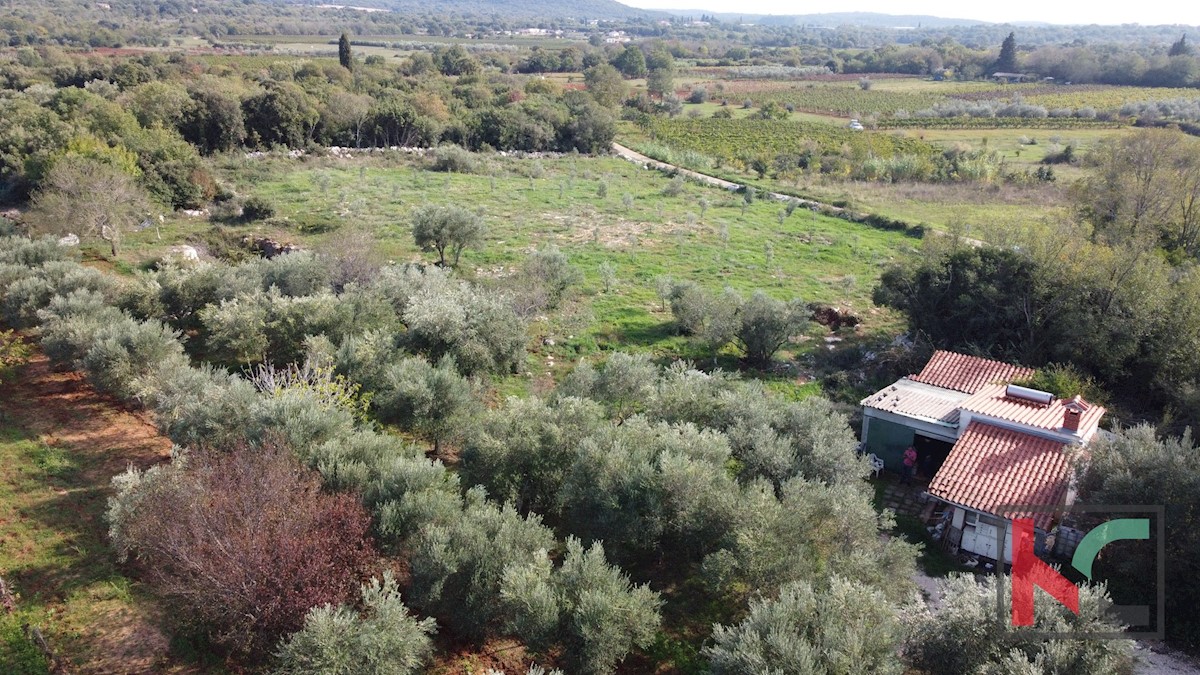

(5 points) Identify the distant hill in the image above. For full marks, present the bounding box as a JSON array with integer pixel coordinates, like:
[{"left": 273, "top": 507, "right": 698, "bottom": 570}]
[
  {"left": 653, "top": 10, "right": 991, "bottom": 27},
  {"left": 298, "top": 0, "right": 653, "bottom": 19}
]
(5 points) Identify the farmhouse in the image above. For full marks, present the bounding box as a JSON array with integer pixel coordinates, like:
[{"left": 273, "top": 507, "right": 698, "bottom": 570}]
[
  {"left": 990, "top": 71, "right": 1031, "bottom": 83},
  {"left": 861, "top": 350, "right": 1104, "bottom": 563}
]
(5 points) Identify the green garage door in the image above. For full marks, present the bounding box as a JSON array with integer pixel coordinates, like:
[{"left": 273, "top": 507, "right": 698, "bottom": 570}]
[{"left": 863, "top": 416, "right": 915, "bottom": 473}]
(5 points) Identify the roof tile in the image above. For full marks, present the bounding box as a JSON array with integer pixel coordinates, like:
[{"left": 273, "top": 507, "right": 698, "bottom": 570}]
[
  {"left": 911, "top": 350, "right": 1035, "bottom": 394},
  {"left": 960, "top": 384, "right": 1105, "bottom": 436},
  {"left": 928, "top": 421, "right": 1072, "bottom": 530}
]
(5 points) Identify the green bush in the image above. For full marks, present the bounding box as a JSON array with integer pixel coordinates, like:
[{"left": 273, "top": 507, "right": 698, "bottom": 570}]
[
  {"left": 407, "top": 488, "right": 556, "bottom": 643},
  {"left": 0, "top": 329, "right": 30, "bottom": 385},
  {"left": 430, "top": 144, "right": 479, "bottom": 173},
  {"left": 242, "top": 195, "right": 276, "bottom": 221},
  {"left": 706, "top": 577, "right": 904, "bottom": 675},
  {"left": 274, "top": 571, "right": 436, "bottom": 675},
  {"left": 80, "top": 318, "right": 187, "bottom": 399},
  {"left": 502, "top": 538, "right": 662, "bottom": 675}
]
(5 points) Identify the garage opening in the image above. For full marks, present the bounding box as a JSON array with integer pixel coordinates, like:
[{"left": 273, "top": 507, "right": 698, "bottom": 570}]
[{"left": 913, "top": 434, "right": 955, "bottom": 481}]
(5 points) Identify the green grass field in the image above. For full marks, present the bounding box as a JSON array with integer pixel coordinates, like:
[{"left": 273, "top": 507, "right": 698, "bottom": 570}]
[{"left": 120, "top": 152, "right": 913, "bottom": 397}]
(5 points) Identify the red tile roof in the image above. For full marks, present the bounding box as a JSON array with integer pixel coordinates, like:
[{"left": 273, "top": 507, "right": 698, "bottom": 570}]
[
  {"left": 911, "top": 350, "right": 1035, "bottom": 394},
  {"left": 928, "top": 421, "right": 1072, "bottom": 530},
  {"left": 960, "top": 384, "right": 1105, "bottom": 436}
]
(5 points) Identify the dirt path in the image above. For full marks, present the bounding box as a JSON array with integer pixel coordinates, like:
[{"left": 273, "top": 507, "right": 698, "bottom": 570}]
[
  {"left": 0, "top": 350, "right": 197, "bottom": 673},
  {"left": 611, "top": 142, "right": 987, "bottom": 248},
  {"left": 1135, "top": 643, "right": 1200, "bottom": 675},
  {"left": 611, "top": 142, "right": 845, "bottom": 211}
]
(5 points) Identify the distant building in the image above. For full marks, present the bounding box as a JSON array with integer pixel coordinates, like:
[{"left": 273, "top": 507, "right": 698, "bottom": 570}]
[
  {"left": 860, "top": 350, "right": 1104, "bottom": 564},
  {"left": 991, "top": 72, "right": 1030, "bottom": 83}
]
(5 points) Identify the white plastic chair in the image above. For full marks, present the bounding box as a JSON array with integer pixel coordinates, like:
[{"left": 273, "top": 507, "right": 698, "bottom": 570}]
[{"left": 867, "top": 453, "right": 885, "bottom": 479}]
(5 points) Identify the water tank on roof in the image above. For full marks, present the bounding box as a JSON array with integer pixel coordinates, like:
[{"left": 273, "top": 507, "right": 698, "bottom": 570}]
[{"left": 1005, "top": 384, "right": 1053, "bottom": 405}]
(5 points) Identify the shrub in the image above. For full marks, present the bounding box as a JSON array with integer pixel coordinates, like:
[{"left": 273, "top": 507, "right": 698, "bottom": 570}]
[
  {"left": 502, "top": 538, "right": 662, "bottom": 675},
  {"left": 242, "top": 195, "right": 276, "bottom": 221},
  {"left": 139, "top": 360, "right": 260, "bottom": 448},
  {"left": 80, "top": 317, "right": 188, "bottom": 399},
  {"left": 703, "top": 479, "right": 918, "bottom": 605},
  {"left": 430, "top": 144, "right": 478, "bottom": 173},
  {"left": 407, "top": 488, "right": 556, "bottom": 643},
  {"left": 661, "top": 175, "right": 686, "bottom": 197},
  {"left": 200, "top": 295, "right": 269, "bottom": 365},
  {"left": 2, "top": 261, "right": 114, "bottom": 328},
  {"left": 687, "top": 87, "right": 708, "bottom": 104},
  {"left": 274, "top": 571, "right": 436, "bottom": 675},
  {"left": 735, "top": 290, "right": 809, "bottom": 367},
  {"left": 156, "top": 260, "right": 263, "bottom": 329},
  {"left": 906, "top": 574, "right": 1132, "bottom": 675},
  {"left": 399, "top": 275, "right": 526, "bottom": 375},
  {"left": 36, "top": 289, "right": 125, "bottom": 366},
  {"left": 374, "top": 355, "right": 479, "bottom": 453},
  {"left": 107, "top": 440, "right": 378, "bottom": 660},
  {"left": 259, "top": 251, "right": 332, "bottom": 297},
  {"left": 0, "top": 329, "right": 30, "bottom": 384},
  {"left": 461, "top": 395, "right": 606, "bottom": 514},
  {"left": 705, "top": 577, "right": 904, "bottom": 675},
  {"left": 522, "top": 246, "right": 581, "bottom": 309},
  {"left": 0, "top": 236, "right": 74, "bottom": 267}
]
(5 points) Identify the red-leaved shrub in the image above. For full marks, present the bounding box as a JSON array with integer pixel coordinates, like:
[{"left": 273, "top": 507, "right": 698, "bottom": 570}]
[{"left": 117, "top": 439, "right": 377, "bottom": 659}]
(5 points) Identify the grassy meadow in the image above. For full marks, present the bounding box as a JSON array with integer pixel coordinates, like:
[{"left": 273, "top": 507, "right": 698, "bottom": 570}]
[{"left": 117, "top": 151, "right": 914, "bottom": 399}]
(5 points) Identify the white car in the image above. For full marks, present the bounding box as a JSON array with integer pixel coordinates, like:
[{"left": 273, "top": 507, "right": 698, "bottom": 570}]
[{"left": 848, "top": 119, "right": 865, "bottom": 131}]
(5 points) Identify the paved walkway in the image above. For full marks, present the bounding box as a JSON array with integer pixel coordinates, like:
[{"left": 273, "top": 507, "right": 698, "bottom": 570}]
[{"left": 874, "top": 472, "right": 933, "bottom": 519}]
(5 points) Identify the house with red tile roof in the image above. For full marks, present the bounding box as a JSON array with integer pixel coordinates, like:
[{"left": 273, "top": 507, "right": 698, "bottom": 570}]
[{"left": 860, "top": 350, "right": 1104, "bottom": 564}]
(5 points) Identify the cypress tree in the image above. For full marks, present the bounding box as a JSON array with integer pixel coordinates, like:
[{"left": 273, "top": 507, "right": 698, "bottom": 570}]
[
  {"left": 1170, "top": 34, "right": 1192, "bottom": 57},
  {"left": 995, "top": 32, "right": 1018, "bottom": 73},
  {"left": 338, "top": 32, "right": 353, "bottom": 71}
]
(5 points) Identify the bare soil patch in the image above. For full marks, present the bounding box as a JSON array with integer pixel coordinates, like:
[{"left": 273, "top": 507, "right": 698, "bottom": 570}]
[{"left": 0, "top": 350, "right": 198, "bottom": 674}]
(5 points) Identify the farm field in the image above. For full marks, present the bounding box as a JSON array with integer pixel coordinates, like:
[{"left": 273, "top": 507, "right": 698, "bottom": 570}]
[
  {"left": 669, "top": 75, "right": 1200, "bottom": 119},
  {"left": 632, "top": 117, "right": 937, "bottom": 160}
]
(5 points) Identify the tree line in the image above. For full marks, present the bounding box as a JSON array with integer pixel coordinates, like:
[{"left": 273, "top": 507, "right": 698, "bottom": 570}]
[{"left": 0, "top": 45, "right": 619, "bottom": 207}]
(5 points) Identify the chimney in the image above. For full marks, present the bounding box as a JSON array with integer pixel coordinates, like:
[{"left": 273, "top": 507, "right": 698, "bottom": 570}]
[
  {"left": 1062, "top": 395, "right": 1089, "bottom": 433},
  {"left": 1063, "top": 407, "right": 1081, "bottom": 432}
]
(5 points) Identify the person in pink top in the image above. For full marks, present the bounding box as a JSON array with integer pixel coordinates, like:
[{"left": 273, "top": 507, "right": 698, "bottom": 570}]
[{"left": 902, "top": 445, "right": 918, "bottom": 484}]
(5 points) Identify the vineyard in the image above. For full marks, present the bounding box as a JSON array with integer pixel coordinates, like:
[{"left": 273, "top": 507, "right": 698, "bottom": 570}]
[
  {"left": 685, "top": 76, "right": 1200, "bottom": 120},
  {"left": 741, "top": 86, "right": 945, "bottom": 117},
  {"left": 1023, "top": 85, "right": 1200, "bottom": 110},
  {"left": 876, "top": 117, "right": 1125, "bottom": 130},
  {"left": 640, "top": 117, "right": 938, "bottom": 161}
]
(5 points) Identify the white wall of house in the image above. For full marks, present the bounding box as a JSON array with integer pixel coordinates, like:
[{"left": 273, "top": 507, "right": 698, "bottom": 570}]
[{"left": 952, "top": 506, "right": 1015, "bottom": 564}]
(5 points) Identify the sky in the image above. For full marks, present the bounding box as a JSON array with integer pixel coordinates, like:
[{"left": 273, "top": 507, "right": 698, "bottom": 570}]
[{"left": 620, "top": 0, "right": 1200, "bottom": 27}]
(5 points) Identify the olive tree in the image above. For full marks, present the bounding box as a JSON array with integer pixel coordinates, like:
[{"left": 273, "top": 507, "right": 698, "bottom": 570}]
[
  {"left": 410, "top": 204, "right": 484, "bottom": 267},
  {"left": 31, "top": 156, "right": 150, "bottom": 256},
  {"left": 375, "top": 356, "right": 479, "bottom": 453},
  {"left": 705, "top": 577, "right": 905, "bottom": 675},
  {"left": 735, "top": 291, "right": 809, "bottom": 367},
  {"left": 502, "top": 538, "right": 662, "bottom": 675},
  {"left": 274, "top": 572, "right": 435, "bottom": 675},
  {"left": 906, "top": 574, "right": 1133, "bottom": 675},
  {"left": 407, "top": 489, "right": 556, "bottom": 642}
]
